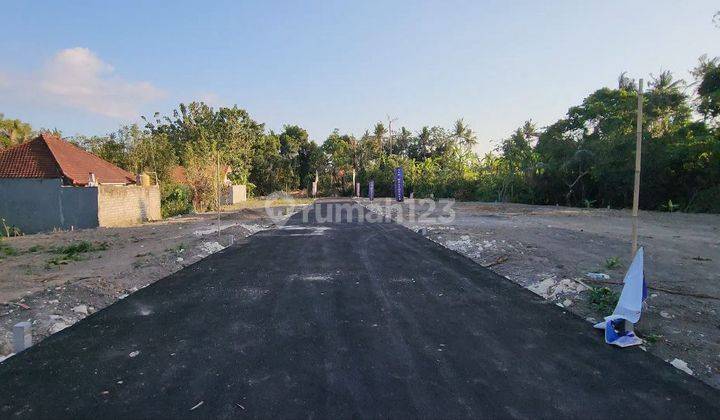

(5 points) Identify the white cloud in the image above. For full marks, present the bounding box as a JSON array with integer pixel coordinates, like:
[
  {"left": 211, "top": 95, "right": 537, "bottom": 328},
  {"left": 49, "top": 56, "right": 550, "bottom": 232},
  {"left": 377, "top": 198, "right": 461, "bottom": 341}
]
[{"left": 1, "top": 47, "right": 164, "bottom": 119}]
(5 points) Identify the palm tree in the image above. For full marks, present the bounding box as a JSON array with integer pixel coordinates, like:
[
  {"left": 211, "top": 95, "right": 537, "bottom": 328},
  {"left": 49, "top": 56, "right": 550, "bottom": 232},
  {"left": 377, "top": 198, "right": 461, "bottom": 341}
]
[
  {"left": 418, "top": 126, "right": 431, "bottom": 158},
  {"left": 453, "top": 118, "right": 477, "bottom": 149},
  {"left": 650, "top": 70, "right": 683, "bottom": 92},
  {"left": 373, "top": 122, "right": 387, "bottom": 153},
  {"left": 618, "top": 72, "right": 636, "bottom": 91}
]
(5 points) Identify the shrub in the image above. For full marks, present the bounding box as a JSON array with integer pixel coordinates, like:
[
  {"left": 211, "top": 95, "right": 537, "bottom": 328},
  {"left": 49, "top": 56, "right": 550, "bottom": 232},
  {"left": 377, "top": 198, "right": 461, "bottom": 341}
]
[
  {"left": 161, "top": 183, "right": 193, "bottom": 218},
  {"left": 687, "top": 186, "right": 720, "bottom": 213},
  {"left": 1, "top": 218, "right": 22, "bottom": 237}
]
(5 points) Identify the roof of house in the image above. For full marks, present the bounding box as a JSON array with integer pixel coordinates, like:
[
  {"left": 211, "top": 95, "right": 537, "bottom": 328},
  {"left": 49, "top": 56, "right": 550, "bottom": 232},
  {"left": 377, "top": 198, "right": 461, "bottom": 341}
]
[{"left": 0, "top": 133, "right": 136, "bottom": 186}]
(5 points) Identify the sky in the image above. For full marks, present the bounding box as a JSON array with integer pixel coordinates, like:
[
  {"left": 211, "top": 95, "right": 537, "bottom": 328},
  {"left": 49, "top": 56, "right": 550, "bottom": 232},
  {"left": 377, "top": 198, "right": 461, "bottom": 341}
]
[{"left": 1, "top": 0, "right": 718, "bottom": 154}]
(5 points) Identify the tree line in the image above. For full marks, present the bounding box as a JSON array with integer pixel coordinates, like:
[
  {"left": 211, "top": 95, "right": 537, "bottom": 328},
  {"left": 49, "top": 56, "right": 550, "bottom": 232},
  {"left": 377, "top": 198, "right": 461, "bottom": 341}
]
[{"left": 2, "top": 54, "right": 719, "bottom": 215}]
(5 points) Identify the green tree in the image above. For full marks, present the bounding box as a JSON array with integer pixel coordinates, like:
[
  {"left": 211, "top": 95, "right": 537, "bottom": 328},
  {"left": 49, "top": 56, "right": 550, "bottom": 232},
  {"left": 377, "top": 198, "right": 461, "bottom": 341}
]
[
  {"left": 144, "top": 102, "right": 263, "bottom": 209},
  {"left": 0, "top": 114, "right": 33, "bottom": 149},
  {"left": 692, "top": 56, "right": 720, "bottom": 122},
  {"left": 452, "top": 118, "right": 477, "bottom": 150}
]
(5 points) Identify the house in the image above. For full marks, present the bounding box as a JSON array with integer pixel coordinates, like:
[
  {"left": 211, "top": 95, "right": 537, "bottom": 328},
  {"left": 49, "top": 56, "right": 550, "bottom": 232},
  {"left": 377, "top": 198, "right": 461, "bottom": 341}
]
[{"left": 0, "top": 133, "right": 161, "bottom": 233}]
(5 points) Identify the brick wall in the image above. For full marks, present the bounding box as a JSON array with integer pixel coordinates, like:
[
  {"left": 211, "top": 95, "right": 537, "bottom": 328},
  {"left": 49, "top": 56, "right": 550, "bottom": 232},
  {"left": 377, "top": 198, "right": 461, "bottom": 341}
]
[{"left": 97, "top": 185, "right": 161, "bottom": 227}]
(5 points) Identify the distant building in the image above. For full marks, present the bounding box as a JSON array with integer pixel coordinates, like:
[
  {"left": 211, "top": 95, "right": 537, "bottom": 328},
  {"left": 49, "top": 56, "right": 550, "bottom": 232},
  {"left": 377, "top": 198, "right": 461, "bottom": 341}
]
[{"left": 0, "top": 134, "right": 161, "bottom": 233}]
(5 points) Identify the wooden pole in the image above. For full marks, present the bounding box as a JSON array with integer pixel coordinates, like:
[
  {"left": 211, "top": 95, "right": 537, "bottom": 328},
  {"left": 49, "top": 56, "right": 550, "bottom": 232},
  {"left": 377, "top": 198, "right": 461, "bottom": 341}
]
[
  {"left": 631, "top": 78, "right": 643, "bottom": 256},
  {"left": 216, "top": 147, "right": 221, "bottom": 240}
]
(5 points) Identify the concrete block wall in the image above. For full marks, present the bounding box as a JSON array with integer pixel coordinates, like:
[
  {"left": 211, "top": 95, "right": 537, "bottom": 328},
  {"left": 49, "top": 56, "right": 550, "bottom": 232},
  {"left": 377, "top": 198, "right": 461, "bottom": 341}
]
[
  {"left": 222, "top": 184, "right": 247, "bottom": 204},
  {"left": 97, "top": 185, "right": 161, "bottom": 227}
]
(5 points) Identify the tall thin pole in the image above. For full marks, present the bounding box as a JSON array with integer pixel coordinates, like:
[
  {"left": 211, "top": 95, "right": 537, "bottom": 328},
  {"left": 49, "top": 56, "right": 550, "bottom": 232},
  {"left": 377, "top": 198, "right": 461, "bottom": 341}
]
[
  {"left": 631, "top": 78, "right": 643, "bottom": 256},
  {"left": 216, "top": 147, "right": 221, "bottom": 240}
]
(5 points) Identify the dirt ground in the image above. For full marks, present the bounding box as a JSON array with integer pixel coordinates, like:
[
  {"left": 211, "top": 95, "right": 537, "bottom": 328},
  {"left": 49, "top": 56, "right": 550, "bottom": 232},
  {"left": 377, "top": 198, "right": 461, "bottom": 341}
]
[
  {"left": 361, "top": 198, "right": 720, "bottom": 389},
  {"left": 0, "top": 200, "right": 302, "bottom": 359}
]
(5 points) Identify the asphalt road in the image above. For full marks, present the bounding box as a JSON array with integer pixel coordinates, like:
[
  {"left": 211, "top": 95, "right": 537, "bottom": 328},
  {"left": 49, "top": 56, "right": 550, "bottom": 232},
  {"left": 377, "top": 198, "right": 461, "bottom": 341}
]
[{"left": 1, "top": 200, "right": 719, "bottom": 418}]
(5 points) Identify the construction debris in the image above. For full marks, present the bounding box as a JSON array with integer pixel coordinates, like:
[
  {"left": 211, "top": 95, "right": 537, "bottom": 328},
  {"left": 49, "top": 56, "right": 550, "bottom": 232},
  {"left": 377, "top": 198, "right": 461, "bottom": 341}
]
[
  {"left": 670, "top": 358, "right": 694, "bottom": 375},
  {"left": 72, "top": 305, "right": 88, "bottom": 315},
  {"left": 528, "top": 277, "right": 588, "bottom": 300}
]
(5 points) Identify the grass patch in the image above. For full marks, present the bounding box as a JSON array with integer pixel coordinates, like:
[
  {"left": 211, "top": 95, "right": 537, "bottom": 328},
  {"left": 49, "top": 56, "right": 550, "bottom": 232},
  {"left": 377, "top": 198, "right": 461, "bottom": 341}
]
[
  {"left": 0, "top": 240, "right": 18, "bottom": 258},
  {"left": 166, "top": 243, "right": 185, "bottom": 254},
  {"left": 46, "top": 241, "right": 109, "bottom": 267},
  {"left": 27, "top": 244, "right": 44, "bottom": 253},
  {"left": 587, "top": 286, "right": 619, "bottom": 314},
  {"left": 604, "top": 256, "right": 622, "bottom": 270}
]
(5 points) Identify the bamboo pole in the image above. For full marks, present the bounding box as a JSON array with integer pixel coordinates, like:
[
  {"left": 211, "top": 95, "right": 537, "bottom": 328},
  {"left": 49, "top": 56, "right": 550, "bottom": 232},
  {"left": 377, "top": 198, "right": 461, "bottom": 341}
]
[
  {"left": 216, "top": 147, "right": 221, "bottom": 240},
  {"left": 631, "top": 78, "right": 643, "bottom": 256}
]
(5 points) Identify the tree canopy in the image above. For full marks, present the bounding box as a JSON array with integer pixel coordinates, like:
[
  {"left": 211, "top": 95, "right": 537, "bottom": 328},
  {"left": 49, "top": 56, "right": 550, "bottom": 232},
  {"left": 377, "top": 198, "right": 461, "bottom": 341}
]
[{"left": 3, "top": 53, "right": 719, "bottom": 214}]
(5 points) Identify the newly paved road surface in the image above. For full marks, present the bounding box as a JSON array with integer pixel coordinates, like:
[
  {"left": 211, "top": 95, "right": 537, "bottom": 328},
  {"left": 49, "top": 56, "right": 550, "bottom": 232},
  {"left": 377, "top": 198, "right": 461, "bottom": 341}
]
[{"left": 1, "top": 200, "right": 719, "bottom": 418}]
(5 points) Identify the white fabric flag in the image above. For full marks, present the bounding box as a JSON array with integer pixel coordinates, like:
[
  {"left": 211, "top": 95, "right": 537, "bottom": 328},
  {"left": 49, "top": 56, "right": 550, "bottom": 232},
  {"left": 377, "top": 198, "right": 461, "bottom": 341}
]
[
  {"left": 592, "top": 247, "right": 647, "bottom": 347},
  {"left": 609, "top": 247, "right": 646, "bottom": 323}
]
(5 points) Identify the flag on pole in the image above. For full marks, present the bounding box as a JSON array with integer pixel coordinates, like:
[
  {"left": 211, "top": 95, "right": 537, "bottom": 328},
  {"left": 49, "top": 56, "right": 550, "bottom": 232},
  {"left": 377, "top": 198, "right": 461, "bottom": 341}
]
[
  {"left": 394, "top": 167, "right": 404, "bottom": 202},
  {"left": 593, "top": 247, "right": 648, "bottom": 347}
]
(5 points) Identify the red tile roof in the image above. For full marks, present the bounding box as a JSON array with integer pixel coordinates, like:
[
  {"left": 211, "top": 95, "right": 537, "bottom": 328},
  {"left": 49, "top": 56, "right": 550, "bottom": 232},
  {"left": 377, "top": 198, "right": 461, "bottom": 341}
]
[
  {"left": 0, "top": 134, "right": 136, "bottom": 186},
  {"left": 0, "top": 135, "right": 62, "bottom": 179}
]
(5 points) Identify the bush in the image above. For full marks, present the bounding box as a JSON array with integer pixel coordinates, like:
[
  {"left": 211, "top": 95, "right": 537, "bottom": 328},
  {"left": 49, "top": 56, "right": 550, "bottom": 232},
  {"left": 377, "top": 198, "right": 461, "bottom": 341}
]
[
  {"left": 687, "top": 186, "right": 720, "bottom": 213},
  {"left": 161, "top": 183, "right": 193, "bottom": 218},
  {"left": 245, "top": 182, "right": 256, "bottom": 198},
  {"left": 1, "top": 218, "right": 22, "bottom": 237}
]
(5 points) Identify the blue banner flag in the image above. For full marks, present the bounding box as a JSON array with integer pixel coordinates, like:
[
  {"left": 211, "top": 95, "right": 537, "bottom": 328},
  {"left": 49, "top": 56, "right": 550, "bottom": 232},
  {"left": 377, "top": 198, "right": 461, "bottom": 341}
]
[{"left": 394, "top": 167, "right": 404, "bottom": 202}]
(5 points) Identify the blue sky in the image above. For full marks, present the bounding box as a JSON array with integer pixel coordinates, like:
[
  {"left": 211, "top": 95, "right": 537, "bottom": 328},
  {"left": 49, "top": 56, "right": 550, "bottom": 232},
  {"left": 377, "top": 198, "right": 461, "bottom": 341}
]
[{"left": 1, "top": 1, "right": 718, "bottom": 153}]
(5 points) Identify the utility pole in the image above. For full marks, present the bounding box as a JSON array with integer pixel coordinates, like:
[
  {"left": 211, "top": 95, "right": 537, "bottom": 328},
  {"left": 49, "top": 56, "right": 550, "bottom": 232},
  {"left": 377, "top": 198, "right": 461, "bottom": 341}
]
[
  {"left": 387, "top": 115, "right": 398, "bottom": 154},
  {"left": 631, "top": 78, "right": 643, "bottom": 256},
  {"left": 351, "top": 137, "right": 357, "bottom": 197}
]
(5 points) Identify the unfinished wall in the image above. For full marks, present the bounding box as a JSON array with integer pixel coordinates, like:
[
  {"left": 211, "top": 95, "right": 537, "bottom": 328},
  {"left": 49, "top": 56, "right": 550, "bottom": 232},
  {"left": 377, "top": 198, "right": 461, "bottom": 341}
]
[
  {"left": 222, "top": 184, "right": 247, "bottom": 205},
  {"left": 0, "top": 179, "right": 99, "bottom": 233},
  {"left": 97, "top": 185, "right": 161, "bottom": 227}
]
